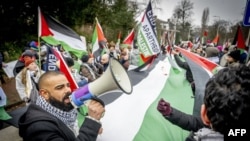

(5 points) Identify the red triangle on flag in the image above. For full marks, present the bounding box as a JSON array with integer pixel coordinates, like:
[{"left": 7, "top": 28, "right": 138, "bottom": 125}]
[
  {"left": 177, "top": 47, "right": 218, "bottom": 72},
  {"left": 52, "top": 49, "right": 78, "bottom": 91},
  {"left": 212, "top": 34, "right": 219, "bottom": 45},
  {"left": 123, "top": 29, "right": 135, "bottom": 45},
  {"left": 38, "top": 7, "right": 53, "bottom": 37},
  {"left": 237, "top": 26, "right": 246, "bottom": 50}
]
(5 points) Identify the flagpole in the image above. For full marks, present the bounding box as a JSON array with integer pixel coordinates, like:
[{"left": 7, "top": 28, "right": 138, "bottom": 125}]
[{"left": 38, "top": 7, "right": 42, "bottom": 74}]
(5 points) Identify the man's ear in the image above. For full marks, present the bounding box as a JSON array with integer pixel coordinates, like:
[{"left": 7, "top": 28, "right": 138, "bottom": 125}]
[
  {"left": 39, "top": 89, "right": 49, "bottom": 100},
  {"left": 201, "top": 104, "right": 211, "bottom": 126}
]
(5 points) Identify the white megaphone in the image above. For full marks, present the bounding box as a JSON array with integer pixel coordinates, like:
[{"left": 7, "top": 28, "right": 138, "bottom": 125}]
[{"left": 69, "top": 57, "right": 132, "bottom": 107}]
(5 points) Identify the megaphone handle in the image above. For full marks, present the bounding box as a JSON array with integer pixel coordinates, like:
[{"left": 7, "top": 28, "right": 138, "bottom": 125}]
[{"left": 91, "top": 96, "right": 105, "bottom": 107}]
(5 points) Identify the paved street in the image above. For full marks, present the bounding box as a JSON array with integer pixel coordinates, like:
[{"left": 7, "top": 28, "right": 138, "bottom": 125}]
[{"left": 0, "top": 126, "right": 22, "bottom": 141}]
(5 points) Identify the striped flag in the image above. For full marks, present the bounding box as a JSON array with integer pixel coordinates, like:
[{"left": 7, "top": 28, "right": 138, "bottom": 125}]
[
  {"left": 123, "top": 28, "right": 135, "bottom": 47},
  {"left": 125, "top": 28, "right": 155, "bottom": 72},
  {"left": 52, "top": 48, "right": 78, "bottom": 91},
  {"left": 91, "top": 57, "right": 194, "bottom": 141},
  {"left": 38, "top": 7, "right": 86, "bottom": 58},
  {"left": 115, "top": 31, "right": 122, "bottom": 50},
  {"left": 212, "top": 33, "right": 219, "bottom": 46},
  {"left": 236, "top": 25, "right": 246, "bottom": 50},
  {"left": 176, "top": 47, "right": 220, "bottom": 116},
  {"left": 136, "top": 1, "right": 161, "bottom": 57},
  {"left": 91, "top": 18, "right": 107, "bottom": 57},
  {"left": 130, "top": 54, "right": 155, "bottom": 72}
]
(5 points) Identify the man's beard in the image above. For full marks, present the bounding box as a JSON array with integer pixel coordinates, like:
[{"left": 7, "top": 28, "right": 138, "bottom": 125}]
[{"left": 48, "top": 92, "right": 74, "bottom": 112}]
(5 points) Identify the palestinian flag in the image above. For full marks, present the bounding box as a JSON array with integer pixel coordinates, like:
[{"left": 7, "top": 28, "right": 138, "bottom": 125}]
[
  {"left": 77, "top": 57, "right": 195, "bottom": 141},
  {"left": 52, "top": 48, "right": 78, "bottom": 91},
  {"left": 136, "top": 1, "right": 161, "bottom": 57},
  {"left": 38, "top": 7, "right": 86, "bottom": 59},
  {"left": 131, "top": 54, "right": 156, "bottom": 72},
  {"left": 91, "top": 18, "right": 107, "bottom": 57},
  {"left": 122, "top": 28, "right": 135, "bottom": 48},
  {"left": 166, "top": 53, "right": 182, "bottom": 72},
  {"left": 115, "top": 31, "right": 122, "bottom": 50},
  {"left": 212, "top": 33, "right": 219, "bottom": 46},
  {"left": 176, "top": 47, "right": 220, "bottom": 116},
  {"left": 125, "top": 28, "right": 155, "bottom": 72},
  {"left": 236, "top": 25, "right": 246, "bottom": 50},
  {"left": 231, "top": 25, "right": 248, "bottom": 63}
]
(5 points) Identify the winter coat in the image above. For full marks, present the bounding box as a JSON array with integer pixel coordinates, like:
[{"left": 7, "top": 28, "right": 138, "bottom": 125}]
[
  {"left": 15, "top": 69, "right": 44, "bottom": 104},
  {"left": 164, "top": 107, "right": 205, "bottom": 132},
  {"left": 164, "top": 107, "right": 211, "bottom": 141},
  {"left": 79, "top": 63, "right": 102, "bottom": 83},
  {"left": 19, "top": 104, "right": 101, "bottom": 141}
]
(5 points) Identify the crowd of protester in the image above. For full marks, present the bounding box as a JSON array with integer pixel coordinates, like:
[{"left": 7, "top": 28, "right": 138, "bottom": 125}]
[{"left": 1, "top": 37, "right": 250, "bottom": 141}]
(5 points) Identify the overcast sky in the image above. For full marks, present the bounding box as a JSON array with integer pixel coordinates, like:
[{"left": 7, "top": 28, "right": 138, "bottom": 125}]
[{"left": 152, "top": 0, "right": 247, "bottom": 26}]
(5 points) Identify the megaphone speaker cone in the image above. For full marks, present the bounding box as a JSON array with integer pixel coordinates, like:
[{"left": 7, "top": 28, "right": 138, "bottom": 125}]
[{"left": 88, "top": 58, "right": 133, "bottom": 96}]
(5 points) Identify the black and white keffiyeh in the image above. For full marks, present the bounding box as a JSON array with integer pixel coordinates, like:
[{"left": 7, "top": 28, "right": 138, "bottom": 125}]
[{"left": 36, "top": 95, "right": 79, "bottom": 136}]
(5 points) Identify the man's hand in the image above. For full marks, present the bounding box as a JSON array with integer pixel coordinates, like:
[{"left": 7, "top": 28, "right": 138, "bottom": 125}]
[
  {"left": 88, "top": 100, "right": 105, "bottom": 121},
  {"left": 157, "top": 98, "right": 172, "bottom": 116}
]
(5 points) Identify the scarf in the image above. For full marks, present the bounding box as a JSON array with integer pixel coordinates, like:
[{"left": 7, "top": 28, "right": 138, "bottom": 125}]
[{"left": 36, "top": 95, "right": 79, "bottom": 136}]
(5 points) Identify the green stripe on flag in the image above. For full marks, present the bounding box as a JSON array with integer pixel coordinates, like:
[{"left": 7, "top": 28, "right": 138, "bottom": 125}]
[
  {"left": 133, "top": 68, "right": 194, "bottom": 141},
  {"left": 59, "top": 41, "right": 86, "bottom": 59},
  {"left": 41, "top": 36, "right": 86, "bottom": 59}
]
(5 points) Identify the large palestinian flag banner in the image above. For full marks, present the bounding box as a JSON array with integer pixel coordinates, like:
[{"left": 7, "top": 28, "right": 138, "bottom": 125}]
[
  {"left": 77, "top": 55, "right": 194, "bottom": 141},
  {"left": 176, "top": 47, "right": 220, "bottom": 116}
]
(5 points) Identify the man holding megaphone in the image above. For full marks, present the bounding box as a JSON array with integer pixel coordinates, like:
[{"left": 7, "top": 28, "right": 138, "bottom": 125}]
[{"left": 19, "top": 71, "right": 105, "bottom": 141}]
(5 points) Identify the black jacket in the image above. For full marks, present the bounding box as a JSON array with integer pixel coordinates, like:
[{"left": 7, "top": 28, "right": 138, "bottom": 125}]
[
  {"left": 164, "top": 107, "right": 210, "bottom": 141},
  {"left": 19, "top": 104, "right": 101, "bottom": 141},
  {"left": 164, "top": 107, "right": 205, "bottom": 132},
  {"left": 174, "top": 54, "right": 194, "bottom": 83}
]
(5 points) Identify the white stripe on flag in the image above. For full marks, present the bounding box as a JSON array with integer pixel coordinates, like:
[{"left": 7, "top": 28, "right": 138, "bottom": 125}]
[
  {"left": 50, "top": 29, "right": 86, "bottom": 51},
  {"left": 97, "top": 60, "right": 171, "bottom": 141}
]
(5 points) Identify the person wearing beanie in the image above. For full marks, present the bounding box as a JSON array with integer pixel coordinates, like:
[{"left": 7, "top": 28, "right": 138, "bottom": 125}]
[
  {"left": 226, "top": 50, "right": 241, "bottom": 67},
  {"left": 15, "top": 58, "right": 44, "bottom": 105},
  {"left": 13, "top": 49, "right": 36, "bottom": 76}
]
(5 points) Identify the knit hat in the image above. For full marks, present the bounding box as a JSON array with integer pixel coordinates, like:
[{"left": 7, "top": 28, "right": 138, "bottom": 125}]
[
  {"left": 228, "top": 50, "right": 241, "bottom": 61},
  {"left": 25, "top": 59, "right": 35, "bottom": 67},
  {"left": 29, "top": 41, "right": 39, "bottom": 51},
  {"left": 81, "top": 55, "right": 89, "bottom": 63}
]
